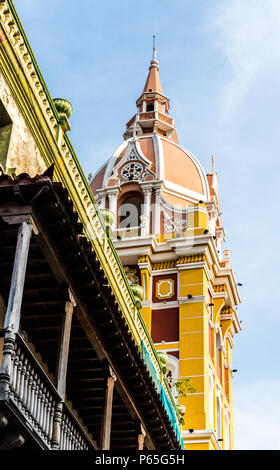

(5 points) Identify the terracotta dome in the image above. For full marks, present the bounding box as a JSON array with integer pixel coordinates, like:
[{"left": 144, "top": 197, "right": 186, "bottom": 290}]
[
  {"left": 91, "top": 134, "right": 210, "bottom": 205},
  {"left": 90, "top": 46, "right": 212, "bottom": 217}
]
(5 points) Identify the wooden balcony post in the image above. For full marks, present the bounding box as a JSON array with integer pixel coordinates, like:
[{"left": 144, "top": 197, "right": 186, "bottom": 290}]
[
  {"left": 4, "top": 221, "right": 32, "bottom": 333},
  {"left": 137, "top": 423, "right": 146, "bottom": 451},
  {"left": 100, "top": 366, "right": 117, "bottom": 450},
  {"left": 56, "top": 288, "right": 76, "bottom": 399},
  {"left": 0, "top": 222, "right": 32, "bottom": 400},
  {"left": 51, "top": 401, "right": 63, "bottom": 450}
]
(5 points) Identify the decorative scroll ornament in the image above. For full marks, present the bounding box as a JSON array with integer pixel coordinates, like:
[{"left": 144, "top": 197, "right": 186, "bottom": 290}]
[
  {"left": 162, "top": 208, "right": 188, "bottom": 234},
  {"left": 124, "top": 267, "right": 140, "bottom": 285},
  {"left": 140, "top": 214, "right": 149, "bottom": 235}
]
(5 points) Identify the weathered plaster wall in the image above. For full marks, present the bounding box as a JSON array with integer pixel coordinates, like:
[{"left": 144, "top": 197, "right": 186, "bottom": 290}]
[{"left": 0, "top": 72, "right": 47, "bottom": 176}]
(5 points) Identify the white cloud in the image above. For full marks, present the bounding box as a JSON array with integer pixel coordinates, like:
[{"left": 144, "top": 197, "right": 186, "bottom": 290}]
[
  {"left": 212, "top": 0, "right": 280, "bottom": 119},
  {"left": 234, "top": 380, "right": 280, "bottom": 449}
]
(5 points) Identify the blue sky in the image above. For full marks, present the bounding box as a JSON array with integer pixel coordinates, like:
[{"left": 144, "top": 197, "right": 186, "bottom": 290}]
[{"left": 13, "top": 0, "right": 280, "bottom": 449}]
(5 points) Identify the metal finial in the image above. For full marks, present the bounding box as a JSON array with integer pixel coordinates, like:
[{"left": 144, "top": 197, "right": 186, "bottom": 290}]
[
  {"left": 150, "top": 35, "right": 159, "bottom": 69},
  {"left": 153, "top": 35, "right": 156, "bottom": 59},
  {"left": 212, "top": 155, "right": 215, "bottom": 173}
]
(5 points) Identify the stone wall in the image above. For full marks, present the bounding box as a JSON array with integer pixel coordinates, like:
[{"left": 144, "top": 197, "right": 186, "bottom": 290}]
[{"left": 0, "top": 73, "right": 47, "bottom": 176}]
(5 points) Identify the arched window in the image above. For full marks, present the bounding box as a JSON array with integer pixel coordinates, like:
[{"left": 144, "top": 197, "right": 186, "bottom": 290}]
[
  {"left": 224, "top": 409, "right": 230, "bottom": 449},
  {"left": 209, "top": 374, "right": 214, "bottom": 429},
  {"left": 216, "top": 329, "right": 222, "bottom": 381},
  {"left": 119, "top": 194, "right": 143, "bottom": 228},
  {"left": 146, "top": 103, "right": 154, "bottom": 112},
  {"left": 216, "top": 393, "right": 222, "bottom": 440},
  {"left": 216, "top": 330, "right": 221, "bottom": 361}
]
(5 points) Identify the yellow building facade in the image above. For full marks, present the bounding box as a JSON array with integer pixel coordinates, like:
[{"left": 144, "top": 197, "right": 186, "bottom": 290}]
[{"left": 91, "top": 45, "right": 241, "bottom": 450}]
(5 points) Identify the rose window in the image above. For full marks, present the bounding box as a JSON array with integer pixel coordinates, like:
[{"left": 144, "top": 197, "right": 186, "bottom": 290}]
[{"left": 121, "top": 162, "right": 143, "bottom": 181}]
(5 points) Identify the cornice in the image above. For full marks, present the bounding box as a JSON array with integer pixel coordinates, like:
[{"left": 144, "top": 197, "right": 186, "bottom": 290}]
[
  {"left": 179, "top": 295, "right": 207, "bottom": 306},
  {"left": 182, "top": 429, "right": 221, "bottom": 450},
  {"left": 0, "top": 0, "right": 59, "bottom": 135}
]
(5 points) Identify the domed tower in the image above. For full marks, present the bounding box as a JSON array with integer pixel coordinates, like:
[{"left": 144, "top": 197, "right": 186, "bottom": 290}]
[{"left": 90, "top": 45, "right": 241, "bottom": 451}]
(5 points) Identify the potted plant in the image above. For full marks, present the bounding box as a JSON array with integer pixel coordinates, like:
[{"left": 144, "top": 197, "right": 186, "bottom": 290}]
[
  {"left": 130, "top": 283, "right": 144, "bottom": 309},
  {"left": 99, "top": 208, "right": 115, "bottom": 237},
  {"left": 157, "top": 351, "right": 168, "bottom": 374}
]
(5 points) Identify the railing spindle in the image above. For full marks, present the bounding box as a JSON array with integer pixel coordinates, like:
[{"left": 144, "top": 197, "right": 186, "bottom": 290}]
[{"left": 5, "top": 334, "right": 95, "bottom": 450}]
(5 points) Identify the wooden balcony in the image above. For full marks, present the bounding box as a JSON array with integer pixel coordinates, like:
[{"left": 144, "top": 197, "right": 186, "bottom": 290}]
[
  {"left": 0, "top": 333, "right": 94, "bottom": 450},
  {"left": 0, "top": 172, "right": 183, "bottom": 451}
]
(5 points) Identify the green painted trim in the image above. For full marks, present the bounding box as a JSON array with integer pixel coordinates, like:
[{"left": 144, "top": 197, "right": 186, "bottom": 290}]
[
  {"left": 137, "top": 308, "right": 181, "bottom": 420},
  {"left": 7, "top": 0, "right": 60, "bottom": 123}
]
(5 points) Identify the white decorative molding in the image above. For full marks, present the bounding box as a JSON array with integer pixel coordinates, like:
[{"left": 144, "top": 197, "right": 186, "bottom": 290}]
[
  {"left": 178, "top": 295, "right": 207, "bottom": 305},
  {"left": 108, "top": 139, "right": 156, "bottom": 185},
  {"left": 162, "top": 208, "right": 188, "bottom": 234}
]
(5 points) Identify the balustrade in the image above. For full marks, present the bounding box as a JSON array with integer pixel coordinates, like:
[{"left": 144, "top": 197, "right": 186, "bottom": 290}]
[
  {"left": 0, "top": 333, "right": 95, "bottom": 450},
  {"left": 59, "top": 407, "right": 92, "bottom": 450}
]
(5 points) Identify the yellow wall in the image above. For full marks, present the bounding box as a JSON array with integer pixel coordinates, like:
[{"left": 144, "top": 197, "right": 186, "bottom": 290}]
[{"left": 136, "top": 220, "right": 238, "bottom": 450}]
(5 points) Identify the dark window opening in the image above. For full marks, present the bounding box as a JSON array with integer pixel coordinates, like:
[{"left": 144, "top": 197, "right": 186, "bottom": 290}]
[
  {"left": 146, "top": 103, "right": 154, "bottom": 112},
  {"left": 0, "top": 100, "right": 13, "bottom": 172},
  {"left": 119, "top": 195, "right": 143, "bottom": 228}
]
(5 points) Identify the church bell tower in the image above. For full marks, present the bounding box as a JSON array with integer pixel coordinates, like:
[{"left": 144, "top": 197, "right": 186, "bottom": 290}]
[{"left": 90, "top": 43, "right": 241, "bottom": 450}]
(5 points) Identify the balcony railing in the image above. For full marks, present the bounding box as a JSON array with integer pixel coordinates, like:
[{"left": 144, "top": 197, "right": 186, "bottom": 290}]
[
  {"left": 59, "top": 406, "right": 93, "bottom": 450},
  {"left": 1, "top": 333, "right": 95, "bottom": 450},
  {"left": 138, "top": 111, "right": 156, "bottom": 121},
  {"left": 157, "top": 112, "right": 173, "bottom": 126}
]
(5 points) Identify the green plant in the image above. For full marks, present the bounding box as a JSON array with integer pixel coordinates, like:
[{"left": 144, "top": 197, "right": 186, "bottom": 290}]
[
  {"left": 173, "top": 377, "right": 197, "bottom": 398},
  {"left": 164, "top": 374, "right": 196, "bottom": 425}
]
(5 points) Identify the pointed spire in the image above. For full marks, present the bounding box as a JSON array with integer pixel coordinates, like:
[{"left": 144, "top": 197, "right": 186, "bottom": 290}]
[
  {"left": 124, "top": 42, "right": 178, "bottom": 143},
  {"left": 143, "top": 36, "right": 163, "bottom": 94}
]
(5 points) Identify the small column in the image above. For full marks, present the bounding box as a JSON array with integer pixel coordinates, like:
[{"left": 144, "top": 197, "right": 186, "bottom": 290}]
[
  {"left": 137, "top": 423, "right": 146, "bottom": 451},
  {"left": 56, "top": 288, "right": 76, "bottom": 399},
  {"left": 154, "top": 184, "right": 162, "bottom": 236},
  {"left": 140, "top": 215, "right": 148, "bottom": 238},
  {"left": 107, "top": 189, "right": 119, "bottom": 230},
  {"left": 96, "top": 190, "right": 107, "bottom": 210},
  {"left": 223, "top": 249, "right": 231, "bottom": 268},
  {"left": 216, "top": 227, "right": 225, "bottom": 257},
  {"left": 4, "top": 222, "right": 33, "bottom": 333},
  {"left": 140, "top": 184, "right": 152, "bottom": 236},
  {"left": 100, "top": 366, "right": 117, "bottom": 450}
]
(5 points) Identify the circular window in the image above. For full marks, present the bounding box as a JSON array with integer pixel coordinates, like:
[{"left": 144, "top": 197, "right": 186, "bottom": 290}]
[{"left": 121, "top": 162, "right": 143, "bottom": 181}]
